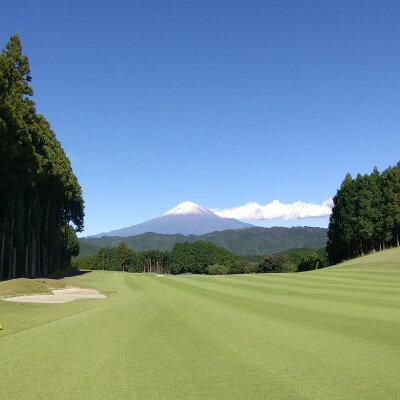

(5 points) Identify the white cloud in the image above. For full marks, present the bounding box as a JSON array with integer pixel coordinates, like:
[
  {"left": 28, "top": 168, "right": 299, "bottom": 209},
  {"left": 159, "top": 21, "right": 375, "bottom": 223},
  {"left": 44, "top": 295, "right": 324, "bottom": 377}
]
[{"left": 212, "top": 199, "right": 333, "bottom": 221}]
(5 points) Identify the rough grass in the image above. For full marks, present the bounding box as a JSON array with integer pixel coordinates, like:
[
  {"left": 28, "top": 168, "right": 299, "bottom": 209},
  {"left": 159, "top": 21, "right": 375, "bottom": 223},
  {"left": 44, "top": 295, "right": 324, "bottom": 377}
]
[
  {"left": 1, "top": 248, "right": 400, "bottom": 399},
  {"left": 0, "top": 277, "right": 68, "bottom": 299}
]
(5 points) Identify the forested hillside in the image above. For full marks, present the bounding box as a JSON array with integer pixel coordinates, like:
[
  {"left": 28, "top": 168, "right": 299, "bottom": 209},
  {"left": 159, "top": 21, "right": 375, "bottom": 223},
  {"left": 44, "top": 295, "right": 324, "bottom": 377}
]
[
  {"left": 79, "top": 226, "right": 327, "bottom": 256},
  {"left": 0, "top": 35, "right": 84, "bottom": 280},
  {"left": 327, "top": 163, "right": 400, "bottom": 263}
]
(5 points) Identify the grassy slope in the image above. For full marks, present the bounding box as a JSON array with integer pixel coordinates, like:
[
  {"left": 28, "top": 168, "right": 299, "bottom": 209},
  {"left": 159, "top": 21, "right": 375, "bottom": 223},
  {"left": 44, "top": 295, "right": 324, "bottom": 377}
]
[
  {"left": 1, "top": 248, "right": 400, "bottom": 399},
  {"left": 0, "top": 278, "right": 68, "bottom": 298}
]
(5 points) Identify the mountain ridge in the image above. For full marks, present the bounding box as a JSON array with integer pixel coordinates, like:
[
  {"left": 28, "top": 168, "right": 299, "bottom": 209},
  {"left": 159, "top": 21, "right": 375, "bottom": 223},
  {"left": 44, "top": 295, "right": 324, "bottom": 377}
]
[{"left": 79, "top": 226, "right": 328, "bottom": 256}]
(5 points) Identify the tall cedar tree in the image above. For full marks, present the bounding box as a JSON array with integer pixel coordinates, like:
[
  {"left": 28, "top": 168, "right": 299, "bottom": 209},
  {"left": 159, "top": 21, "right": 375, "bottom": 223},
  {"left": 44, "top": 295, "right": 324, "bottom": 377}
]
[
  {"left": 0, "top": 34, "right": 84, "bottom": 280},
  {"left": 327, "top": 164, "right": 400, "bottom": 264}
]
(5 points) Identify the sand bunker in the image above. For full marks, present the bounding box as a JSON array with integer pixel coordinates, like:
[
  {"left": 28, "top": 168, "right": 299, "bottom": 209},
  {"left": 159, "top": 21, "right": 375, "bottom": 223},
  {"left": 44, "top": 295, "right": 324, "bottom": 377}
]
[
  {"left": 155, "top": 274, "right": 165, "bottom": 277},
  {"left": 2, "top": 287, "right": 106, "bottom": 303}
]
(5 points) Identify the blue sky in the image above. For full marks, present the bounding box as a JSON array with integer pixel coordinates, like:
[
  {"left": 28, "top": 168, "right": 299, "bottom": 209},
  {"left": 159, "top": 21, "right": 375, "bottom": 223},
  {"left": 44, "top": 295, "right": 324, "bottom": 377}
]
[{"left": 2, "top": 1, "right": 400, "bottom": 235}]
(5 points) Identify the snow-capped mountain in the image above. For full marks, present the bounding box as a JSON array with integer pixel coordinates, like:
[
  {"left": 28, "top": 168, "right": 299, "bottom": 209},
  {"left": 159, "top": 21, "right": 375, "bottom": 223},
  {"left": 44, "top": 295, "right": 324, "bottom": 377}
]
[
  {"left": 163, "top": 201, "right": 215, "bottom": 216},
  {"left": 91, "top": 201, "right": 253, "bottom": 237}
]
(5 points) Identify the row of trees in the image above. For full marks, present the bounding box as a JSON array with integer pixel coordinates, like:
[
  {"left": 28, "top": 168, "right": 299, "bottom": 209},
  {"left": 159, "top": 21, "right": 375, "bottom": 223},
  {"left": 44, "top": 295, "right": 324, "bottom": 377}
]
[
  {"left": 0, "top": 34, "right": 84, "bottom": 280},
  {"left": 72, "top": 243, "right": 171, "bottom": 274},
  {"left": 72, "top": 240, "right": 327, "bottom": 275},
  {"left": 208, "top": 248, "right": 327, "bottom": 274},
  {"left": 327, "top": 163, "right": 400, "bottom": 264},
  {"left": 72, "top": 241, "right": 238, "bottom": 274}
]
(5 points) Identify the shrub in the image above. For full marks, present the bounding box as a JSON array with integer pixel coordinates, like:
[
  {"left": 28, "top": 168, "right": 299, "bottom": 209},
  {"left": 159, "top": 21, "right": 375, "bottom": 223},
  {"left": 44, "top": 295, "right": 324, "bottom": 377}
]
[
  {"left": 229, "top": 260, "right": 259, "bottom": 274},
  {"left": 242, "top": 261, "right": 259, "bottom": 273},
  {"left": 206, "top": 264, "right": 230, "bottom": 275},
  {"left": 258, "top": 254, "right": 297, "bottom": 273}
]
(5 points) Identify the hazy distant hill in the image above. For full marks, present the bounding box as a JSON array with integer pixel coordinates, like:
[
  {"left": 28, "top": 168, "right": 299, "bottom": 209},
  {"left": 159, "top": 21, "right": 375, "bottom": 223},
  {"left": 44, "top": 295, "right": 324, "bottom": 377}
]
[{"left": 79, "top": 226, "right": 327, "bottom": 256}]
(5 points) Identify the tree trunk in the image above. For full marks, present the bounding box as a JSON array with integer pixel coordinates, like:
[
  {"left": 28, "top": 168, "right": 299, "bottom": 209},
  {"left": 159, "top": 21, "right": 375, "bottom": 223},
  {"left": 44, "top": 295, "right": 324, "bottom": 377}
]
[
  {"left": 43, "top": 245, "right": 48, "bottom": 276},
  {"left": 24, "top": 243, "right": 29, "bottom": 277},
  {"left": 359, "top": 241, "right": 364, "bottom": 256},
  {"left": 65, "top": 221, "right": 69, "bottom": 270},
  {"left": 31, "top": 232, "right": 36, "bottom": 278},
  {"left": 8, "top": 217, "right": 15, "bottom": 280},
  {"left": 12, "top": 247, "right": 17, "bottom": 278},
  {"left": 37, "top": 236, "right": 41, "bottom": 277},
  {"left": 0, "top": 226, "right": 6, "bottom": 281}
]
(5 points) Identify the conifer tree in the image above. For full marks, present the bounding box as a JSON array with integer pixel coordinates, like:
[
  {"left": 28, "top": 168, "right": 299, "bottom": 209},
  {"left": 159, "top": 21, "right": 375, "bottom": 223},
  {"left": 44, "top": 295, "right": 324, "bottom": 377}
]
[
  {"left": 327, "top": 173, "right": 356, "bottom": 262},
  {"left": 327, "top": 163, "right": 400, "bottom": 263},
  {"left": 0, "top": 34, "right": 84, "bottom": 280},
  {"left": 118, "top": 242, "right": 130, "bottom": 272},
  {"left": 382, "top": 163, "right": 400, "bottom": 247}
]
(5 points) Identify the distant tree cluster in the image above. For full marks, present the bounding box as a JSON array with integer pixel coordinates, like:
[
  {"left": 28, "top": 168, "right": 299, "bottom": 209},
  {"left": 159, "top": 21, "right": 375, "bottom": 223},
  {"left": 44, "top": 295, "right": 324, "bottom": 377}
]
[
  {"left": 71, "top": 243, "right": 170, "bottom": 274},
  {"left": 72, "top": 241, "right": 326, "bottom": 275},
  {"left": 72, "top": 241, "right": 237, "bottom": 274},
  {"left": 0, "top": 35, "right": 84, "bottom": 280},
  {"left": 169, "top": 241, "right": 239, "bottom": 274},
  {"left": 253, "top": 248, "right": 327, "bottom": 274},
  {"left": 327, "top": 163, "right": 400, "bottom": 264}
]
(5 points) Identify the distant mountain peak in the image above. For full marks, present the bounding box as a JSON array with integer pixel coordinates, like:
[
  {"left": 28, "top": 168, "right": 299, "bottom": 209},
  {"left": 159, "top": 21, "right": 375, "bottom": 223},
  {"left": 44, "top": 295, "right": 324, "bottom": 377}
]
[
  {"left": 163, "top": 201, "right": 214, "bottom": 216},
  {"left": 90, "top": 201, "right": 253, "bottom": 238}
]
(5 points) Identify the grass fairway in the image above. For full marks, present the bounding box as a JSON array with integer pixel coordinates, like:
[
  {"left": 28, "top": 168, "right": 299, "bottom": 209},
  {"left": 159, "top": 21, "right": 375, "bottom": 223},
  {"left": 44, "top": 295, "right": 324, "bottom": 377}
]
[{"left": 1, "top": 249, "right": 400, "bottom": 399}]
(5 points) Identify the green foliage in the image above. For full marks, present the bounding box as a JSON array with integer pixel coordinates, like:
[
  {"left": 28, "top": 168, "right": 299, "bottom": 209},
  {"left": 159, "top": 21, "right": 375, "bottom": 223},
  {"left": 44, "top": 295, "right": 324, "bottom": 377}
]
[
  {"left": 170, "top": 241, "right": 239, "bottom": 274},
  {"left": 79, "top": 226, "right": 328, "bottom": 257},
  {"left": 77, "top": 240, "right": 102, "bottom": 257},
  {"left": 72, "top": 247, "right": 168, "bottom": 274},
  {"left": 382, "top": 162, "right": 400, "bottom": 246},
  {"left": 280, "top": 248, "right": 328, "bottom": 272},
  {"left": 239, "top": 254, "right": 266, "bottom": 263},
  {"left": 229, "top": 260, "right": 259, "bottom": 274},
  {"left": 206, "top": 264, "right": 230, "bottom": 275},
  {"left": 259, "top": 253, "right": 297, "bottom": 273},
  {"left": 327, "top": 163, "right": 400, "bottom": 264},
  {"left": 74, "top": 241, "right": 328, "bottom": 275},
  {"left": 66, "top": 225, "right": 80, "bottom": 257},
  {"left": 118, "top": 242, "right": 131, "bottom": 272},
  {"left": 136, "top": 249, "right": 170, "bottom": 273},
  {"left": 200, "top": 226, "right": 327, "bottom": 254},
  {"left": 74, "top": 241, "right": 239, "bottom": 275},
  {"left": 71, "top": 253, "right": 100, "bottom": 270},
  {"left": 98, "top": 248, "right": 120, "bottom": 271},
  {"left": 0, "top": 34, "right": 84, "bottom": 280}
]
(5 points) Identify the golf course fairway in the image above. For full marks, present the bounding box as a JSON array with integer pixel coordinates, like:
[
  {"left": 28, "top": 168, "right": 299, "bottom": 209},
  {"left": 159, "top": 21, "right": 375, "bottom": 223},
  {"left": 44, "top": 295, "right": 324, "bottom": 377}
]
[{"left": 1, "top": 248, "right": 400, "bottom": 400}]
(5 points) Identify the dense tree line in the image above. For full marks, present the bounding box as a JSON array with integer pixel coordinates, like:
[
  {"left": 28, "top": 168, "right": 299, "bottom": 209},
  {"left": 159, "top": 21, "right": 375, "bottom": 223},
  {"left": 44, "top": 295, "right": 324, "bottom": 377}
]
[
  {"left": 169, "top": 241, "right": 239, "bottom": 274},
  {"left": 72, "top": 240, "right": 326, "bottom": 275},
  {"left": 0, "top": 34, "right": 84, "bottom": 280},
  {"left": 208, "top": 248, "right": 327, "bottom": 274},
  {"left": 72, "top": 241, "right": 236, "bottom": 274},
  {"left": 72, "top": 242, "right": 174, "bottom": 274},
  {"left": 327, "top": 163, "right": 400, "bottom": 264}
]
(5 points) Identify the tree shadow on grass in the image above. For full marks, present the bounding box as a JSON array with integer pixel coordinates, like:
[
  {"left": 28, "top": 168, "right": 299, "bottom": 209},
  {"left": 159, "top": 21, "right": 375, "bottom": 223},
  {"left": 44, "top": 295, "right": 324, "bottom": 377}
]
[{"left": 45, "top": 268, "right": 92, "bottom": 280}]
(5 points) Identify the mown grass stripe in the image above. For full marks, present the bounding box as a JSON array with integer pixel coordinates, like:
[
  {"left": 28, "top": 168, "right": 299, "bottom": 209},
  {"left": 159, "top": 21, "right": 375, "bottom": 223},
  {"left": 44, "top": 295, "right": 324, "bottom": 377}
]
[
  {"left": 1, "top": 249, "right": 400, "bottom": 399},
  {"left": 171, "top": 274, "right": 400, "bottom": 320},
  {"left": 155, "top": 275, "right": 400, "bottom": 347}
]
